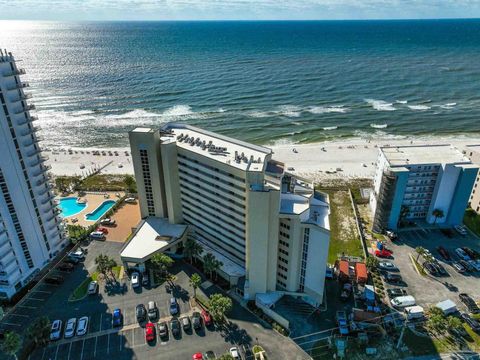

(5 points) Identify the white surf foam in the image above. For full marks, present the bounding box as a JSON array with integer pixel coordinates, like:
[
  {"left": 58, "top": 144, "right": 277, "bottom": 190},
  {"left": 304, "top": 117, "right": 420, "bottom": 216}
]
[
  {"left": 370, "top": 123, "right": 388, "bottom": 129},
  {"left": 308, "top": 105, "right": 348, "bottom": 114},
  {"left": 396, "top": 100, "right": 408, "bottom": 104},
  {"left": 440, "top": 102, "right": 457, "bottom": 109},
  {"left": 276, "top": 105, "right": 302, "bottom": 117},
  {"left": 365, "top": 99, "right": 396, "bottom": 111},
  {"left": 408, "top": 105, "right": 431, "bottom": 111},
  {"left": 323, "top": 126, "right": 338, "bottom": 131}
]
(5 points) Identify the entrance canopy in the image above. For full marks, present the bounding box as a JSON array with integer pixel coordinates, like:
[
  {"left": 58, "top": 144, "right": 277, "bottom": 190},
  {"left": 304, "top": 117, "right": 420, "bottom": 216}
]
[{"left": 120, "top": 217, "right": 187, "bottom": 264}]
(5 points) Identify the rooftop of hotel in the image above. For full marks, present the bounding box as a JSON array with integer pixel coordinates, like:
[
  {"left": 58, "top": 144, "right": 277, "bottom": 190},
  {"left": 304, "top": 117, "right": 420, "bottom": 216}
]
[
  {"left": 155, "top": 123, "right": 271, "bottom": 172},
  {"left": 280, "top": 191, "right": 330, "bottom": 230},
  {"left": 381, "top": 144, "right": 470, "bottom": 167}
]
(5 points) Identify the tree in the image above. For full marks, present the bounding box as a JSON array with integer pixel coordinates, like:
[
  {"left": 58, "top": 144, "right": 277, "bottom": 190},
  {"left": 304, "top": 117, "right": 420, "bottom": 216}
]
[
  {"left": 150, "top": 253, "right": 174, "bottom": 277},
  {"left": 184, "top": 238, "right": 203, "bottom": 264},
  {"left": 189, "top": 273, "right": 202, "bottom": 298},
  {"left": 398, "top": 205, "right": 410, "bottom": 227},
  {"left": 123, "top": 175, "right": 137, "bottom": 193},
  {"left": 366, "top": 256, "right": 379, "bottom": 271},
  {"left": 217, "top": 354, "right": 234, "bottom": 360},
  {"left": 26, "top": 316, "right": 51, "bottom": 348},
  {"left": 95, "top": 254, "right": 109, "bottom": 280},
  {"left": 432, "top": 208, "right": 445, "bottom": 225},
  {"left": 415, "top": 246, "right": 425, "bottom": 262},
  {"left": 209, "top": 293, "right": 233, "bottom": 323},
  {"left": 203, "top": 253, "right": 223, "bottom": 280},
  {"left": 106, "top": 257, "right": 118, "bottom": 280},
  {"left": 427, "top": 307, "right": 446, "bottom": 333},
  {"left": 1, "top": 331, "right": 21, "bottom": 359},
  {"left": 447, "top": 316, "right": 463, "bottom": 333}
]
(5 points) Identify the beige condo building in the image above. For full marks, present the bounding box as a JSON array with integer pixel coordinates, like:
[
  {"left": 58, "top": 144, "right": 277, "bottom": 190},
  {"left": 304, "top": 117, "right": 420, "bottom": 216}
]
[{"left": 123, "top": 123, "right": 330, "bottom": 306}]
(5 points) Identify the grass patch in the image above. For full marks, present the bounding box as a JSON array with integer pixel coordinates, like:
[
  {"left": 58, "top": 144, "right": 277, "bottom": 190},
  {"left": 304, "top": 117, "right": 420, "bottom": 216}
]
[
  {"left": 77, "top": 174, "right": 130, "bottom": 192},
  {"left": 69, "top": 277, "right": 93, "bottom": 301},
  {"left": 463, "top": 323, "right": 480, "bottom": 352},
  {"left": 320, "top": 189, "right": 363, "bottom": 263},
  {"left": 403, "top": 329, "right": 439, "bottom": 356},
  {"left": 410, "top": 254, "right": 427, "bottom": 276},
  {"left": 464, "top": 208, "right": 480, "bottom": 237}
]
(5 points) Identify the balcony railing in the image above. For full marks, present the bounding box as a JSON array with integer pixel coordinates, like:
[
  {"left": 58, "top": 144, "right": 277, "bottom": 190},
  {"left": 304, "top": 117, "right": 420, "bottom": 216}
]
[
  {"left": 41, "top": 192, "right": 56, "bottom": 205},
  {"left": 27, "top": 146, "right": 41, "bottom": 158},
  {"left": 15, "top": 104, "right": 35, "bottom": 114},
  {"left": 7, "top": 82, "right": 29, "bottom": 91},
  {"left": 12, "top": 92, "right": 32, "bottom": 102},
  {"left": 3, "top": 68, "right": 26, "bottom": 77},
  {"left": 17, "top": 115, "right": 38, "bottom": 126}
]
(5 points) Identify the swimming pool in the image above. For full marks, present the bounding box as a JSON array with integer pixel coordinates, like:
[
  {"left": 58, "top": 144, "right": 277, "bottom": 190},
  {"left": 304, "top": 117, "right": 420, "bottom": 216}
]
[
  {"left": 85, "top": 200, "right": 116, "bottom": 221},
  {"left": 58, "top": 197, "right": 87, "bottom": 218}
]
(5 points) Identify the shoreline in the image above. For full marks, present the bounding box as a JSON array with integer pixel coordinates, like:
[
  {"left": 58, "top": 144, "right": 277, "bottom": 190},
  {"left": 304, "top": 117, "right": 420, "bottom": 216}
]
[{"left": 44, "top": 135, "right": 480, "bottom": 181}]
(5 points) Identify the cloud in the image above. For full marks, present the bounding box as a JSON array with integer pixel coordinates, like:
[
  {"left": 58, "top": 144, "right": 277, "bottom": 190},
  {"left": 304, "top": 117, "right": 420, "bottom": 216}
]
[{"left": 0, "top": 0, "right": 479, "bottom": 20}]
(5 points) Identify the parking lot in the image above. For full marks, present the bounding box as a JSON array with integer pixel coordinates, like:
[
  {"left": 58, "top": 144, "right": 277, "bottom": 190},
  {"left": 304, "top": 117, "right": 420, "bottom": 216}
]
[{"left": 384, "top": 227, "right": 480, "bottom": 309}]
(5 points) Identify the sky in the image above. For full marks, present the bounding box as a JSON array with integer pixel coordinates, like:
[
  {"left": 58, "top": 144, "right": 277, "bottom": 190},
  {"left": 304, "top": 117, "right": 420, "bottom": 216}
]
[{"left": 0, "top": 0, "right": 479, "bottom": 21}]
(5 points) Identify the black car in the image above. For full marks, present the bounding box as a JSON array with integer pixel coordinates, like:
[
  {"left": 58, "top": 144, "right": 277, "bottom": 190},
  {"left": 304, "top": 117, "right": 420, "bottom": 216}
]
[
  {"left": 192, "top": 312, "right": 202, "bottom": 330},
  {"left": 383, "top": 272, "right": 403, "bottom": 283},
  {"left": 136, "top": 304, "right": 147, "bottom": 322},
  {"left": 461, "top": 313, "right": 480, "bottom": 332},
  {"left": 459, "top": 293, "right": 480, "bottom": 314},
  {"left": 158, "top": 321, "right": 168, "bottom": 338},
  {"left": 432, "top": 263, "right": 448, "bottom": 276},
  {"left": 57, "top": 263, "right": 74, "bottom": 272},
  {"left": 441, "top": 228, "right": 454, "bottom": 238},
  {"left": 387, "top": 288, "right": 407, "bottom": 299},
  {"left": 436, "top": 246, "right": 451, "bottom": 261},
  {"left": 45, "top": 275, "right": 64, "bottom": 285},
  {"left": 462, "top": 247, "right": 479, "bottom": 260},
  {"left": 424, "top": 262, "right": 437, "bottom": 275},
  {"left": 142, "top": 271, "right": 149, "bottom": 286},
  {"left": 64, "top": 257, "right": 80, "bottom": 265},
  {"left": 170, "top": 318, "right": 181, "bottom": 336},
  {"left": 459, "top": 260, "right": 474, "bottom": 272}
]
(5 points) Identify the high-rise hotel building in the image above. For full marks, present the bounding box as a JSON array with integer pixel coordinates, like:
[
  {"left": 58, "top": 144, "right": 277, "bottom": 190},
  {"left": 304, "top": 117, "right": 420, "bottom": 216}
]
[
  {"left": 0, "top": 51, "right": 68, "bottom": 299},
  {"left": 125, "top": 123, "right": 330, "bottom": 305}
]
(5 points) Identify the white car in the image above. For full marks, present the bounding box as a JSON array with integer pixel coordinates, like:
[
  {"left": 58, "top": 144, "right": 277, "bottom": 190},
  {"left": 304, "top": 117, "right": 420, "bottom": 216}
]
[
  {"left": 455, "top": 225, "right": 467, "bottom": 236},
  {"left": 378, "top": 262, "right": 398, "bottom": 271},
  {"left": 76, "top": 316, "right": 88, "bottom": 336},
  {"left": 455, "top": 248, "right": 471, "bottom": 261},
  {"left": 131, "top": 272, "right": 140, "bottom": 288},
  {"left": 229, "top": 347, "right": 240, "bottom": 359},
  {"left": 64, "top": 318, "right": 77, "bottom": 338},
  {"left": 89, "top": 231, "right": 106, "bottom": 240},
  {"left": 124, "top": 197, "right": 137, "bottom": 204},
  {"left": 87, "top": 281, "right": 98, "bottom": 295},
  {"left": 50, "top": 319, "right": 62, "bottom": 341},
  {"left": 68, "top": 249, "right": 85, "bottom": 260}
]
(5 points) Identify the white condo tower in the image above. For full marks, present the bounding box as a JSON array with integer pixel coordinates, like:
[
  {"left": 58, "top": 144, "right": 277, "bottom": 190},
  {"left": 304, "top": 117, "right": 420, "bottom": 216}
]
[{"left": 0, "top": 50, "right": 68, "bottom": 299}]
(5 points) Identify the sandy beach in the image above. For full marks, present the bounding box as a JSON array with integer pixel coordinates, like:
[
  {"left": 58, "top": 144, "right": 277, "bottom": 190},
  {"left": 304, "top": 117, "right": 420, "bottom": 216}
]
[{"left": 44, "top": 137, "right": 480, "bottom": 181}]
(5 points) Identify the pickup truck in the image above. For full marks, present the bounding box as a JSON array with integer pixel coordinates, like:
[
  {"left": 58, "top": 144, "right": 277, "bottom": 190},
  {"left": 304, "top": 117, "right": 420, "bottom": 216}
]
[{"left": 336, "top": 311, "right": 349, "bottom": 335}]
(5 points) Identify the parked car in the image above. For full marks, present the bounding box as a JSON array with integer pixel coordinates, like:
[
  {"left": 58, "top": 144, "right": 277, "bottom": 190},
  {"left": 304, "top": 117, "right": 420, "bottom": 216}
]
[
  {"left": 145, "top": 322, "right": 155, "bottom": 342},
  {"left": 455, "top": 225, "right": 468, "bottom": 236},
  {"left": 112, "top": 308, "right": 123, "bottom": 327},
  {"left": 230, "top": 347, "right": 241, "bottom": 360},
  {"left": 124, "top": 197, "right": 137, "bottom": 204},
  {"left": 461, "top": 313, "right": 480, "bottom": 332},
  {"left": 68, "top": 249, "right": 85, "bottom": 260},
  {"left": 142, "top": 271, "right": 149, "bottom": 286},
  {"left": 383, "top": 272, "right": 403, "bottom": 284},
  {"left": 96, "top": 227, "right": 109, "bottom": 234},
  {"left": 45, "top": 275, "right": 64, "bottom": 285},
  {"left": 460, "top": 259, "right": 474, "bottom": 272},
  {"left": 375, "top": 248, "right": 393, "bottom": 258},
  {"left": 201, "top": 310, "right": 213, "bottom": 327},
  {"left": 169, "top": 297, "right": 179, "bottom": 315},
  {"left": 459, "top": 293, "right": 480, "bottom": 314},
  {"left": 204, "top": 351, "right": 216, "bottom": 360},
  {"left": 391, "top": 295, "right": 416, "bottom": 308},
  {"left": 462, "top": 247, "right": 479, "bottom": 260},
  {"left": 100, "top": 218, "right": 116, "bottom": 226},
  {"left": 180, "top": 316, "right": 191, "bottom": 331},
  {"left": 50, "top": 320, "right": 62, "bottom": 341},
  {"left": 170, "top": 318, "right": 181, "bottom": 336},
  {"left": 76, "top": 316, "right": 88, "bottom": 336},
  {"left": 325, "top": 265, "right": 334, "bottom": 279},
  {"left": 452, "top": 261, "right": 466, "bottom": 273},
  {"left": 441, "top": 228, "right": 454, "bottom": 238},
  {"left": 136, "top": 304, "right": 147, "bottom": 322},
  {"left": 378, "top": 262, "right": 398, "bottom": 271},
  {"left": 387, "top": 288, "right": 407, "bottom": 299},
  {"left": 436, "top": 246, "right": 451, "bottom": 261},
  {"left": 65, "top": 257, "right": 80, "bottom": 265},
  {"left": 192, "top": 354, "right": 203, "bottom": 360},
  {"left": 87, "top": 281, "right": 98, "bottom": 295},
  {"left": 64, "top": 318, "right": 77, "bottom": 338},
  {"left": 58, "top": 263, "right": 74, "bottom": 272},
  {"left": 468, "top": 260, "right": 480, "bottom": 272},
  {"left": 340, "top": 283, "right": 353, "bottom": 301},
  {"left": 336, "top": 311, "right": 349, "bottom": 335},
  {"left": 386, "top": 230, "right": 398, "bottom": 241},
  {"left": 434, "top": 263, "right": 448, "bottom": 276},
  {"left": 89, "top": 231, "right": 106, "bottom": 240},
  {"left": 131, "top": 272, "right": 140, "bottom": 288},
  {"left": 158, "top": 321, "right": 168, "bottom": 338},
  {"left": 455, "top": 248, "right": 471, "bottom": 261},
  {"left": 192, "top": 312, "right": 202, "bottom": 330},
  {"left": 147, "top": 301, "right": 158, "bottom": 321},
  {"left": 424, "top": 262, "right": 437, "bottom": 275}
]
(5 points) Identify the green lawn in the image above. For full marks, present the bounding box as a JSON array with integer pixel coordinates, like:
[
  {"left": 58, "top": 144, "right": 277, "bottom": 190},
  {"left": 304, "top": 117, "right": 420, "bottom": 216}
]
[
  {"left": 77, "top": 174, "right": 130, "bottom": 192},
  {"left": 69, "top": 276, "right": 93, "bottom": 301},
  {"left": 464, "top": 209, "right": 480, "bottom": 237},
  {"left": 322, "top": 189, "right": 364, "bottom": 263}
]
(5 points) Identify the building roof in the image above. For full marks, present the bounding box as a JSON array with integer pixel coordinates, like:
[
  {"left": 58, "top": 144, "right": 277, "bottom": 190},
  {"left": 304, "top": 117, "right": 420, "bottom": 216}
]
[
  {"left": 381, "top": 144, "right": 470, "bottom": 167},
  {"left": 160, "top": 123, "right": 271, "bottom": 172},
  {"left": 197, "top": 241, "right": 246, "bottom": 278},
  {"left": 280, "top": 191, "right": 330, "bottom": 230},
  {"left": 120, "top": 217, "right": 187, "bottom": 262}
]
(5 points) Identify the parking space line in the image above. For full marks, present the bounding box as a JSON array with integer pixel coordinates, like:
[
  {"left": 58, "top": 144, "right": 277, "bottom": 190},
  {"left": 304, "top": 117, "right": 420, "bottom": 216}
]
[
  {"left": 119, "top": 334, "right": 123, "bottom": 351},
  {"left": 132, "top": 327, "right": 135, "bottom": 346},
  {"left": 54, "top": 345, "right": 59, "bottom": 360},
  {"left": 41, "top": 347, "right": 46, "bottom": 360},
  {"left": 67, "top": 342, "right": 72, "bottom": 360},
  {"left": 32, "top": 290, "right": 51, "bottom": 294},
  {"left": 27, "top": 297, "right": 45, "bottom": 301},
  {"left": 6, "top": 313, "right": 28, "bottom": 318},
  {"left": 0, "top": 322, "right": 21, "bottom": 327},
  {"left": 80, "top": 339, "right": 85, "bottom": 360},
  {"left": 107, "top": 333, "right": 110, "bottom": 354},
  {"left": 17, "top": 305, "right": 36, "bottom": 309},
  {"left": 99, "top": 313, "right": 103, "bottom": 331},
  {"left": 94, "top": 336, "right": 97, "bottom": 358}
]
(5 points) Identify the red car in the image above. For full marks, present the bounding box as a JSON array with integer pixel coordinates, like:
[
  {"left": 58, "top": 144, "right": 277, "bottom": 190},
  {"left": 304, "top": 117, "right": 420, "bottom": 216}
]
[
  {"left": 96, "top": 227, "right": 109, "bottom": 234},
  {"left": 375, "top": 249, "right": 393, "bottom": 258},
  {"left": 201, "top": 310, "right": 213, "bottom": 326},
  {"left": 145, "top": 322, "right": 155, "bottom": 342},
  {"left": 192, "top": 354, "right": 203, "bottom": 360}
]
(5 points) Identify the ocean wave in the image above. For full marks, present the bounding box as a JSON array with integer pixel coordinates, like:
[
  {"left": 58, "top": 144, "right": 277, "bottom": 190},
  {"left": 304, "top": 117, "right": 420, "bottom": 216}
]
[
  {"left": 396, "top": 100, "right": 408, "bottom": 104},
  {"left": 323, "top": 126, "right": 338, "bottom": 131},
  {"left": 408, "top": 105, "right": 431, "bottom": 111},
  {"left": 276, "top": 105, "right": 302, "bottom": 117},
  {"left": 365, "top": 99, "right": 396, "bottom": 111},
  {"left": 308, "top": 105, "right": 348, "bottom": 114},
  {"left": 439, "top": 102, "right": 457, "bottom": 109},
  {"left": 370, "top": 123, "right": 388, "bottom": 129}
]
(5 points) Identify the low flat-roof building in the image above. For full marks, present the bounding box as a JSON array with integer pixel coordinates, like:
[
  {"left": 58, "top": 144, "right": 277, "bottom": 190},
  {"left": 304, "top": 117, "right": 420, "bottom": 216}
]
[
  {"left": 370, "top": 144, "right": 478, "bottom": 232},
  {"left": 465, "top": 145, "right": 480, "bottom": 214},
  {"left": 126, "top": 123, "right": 330, "bottom": 306}
]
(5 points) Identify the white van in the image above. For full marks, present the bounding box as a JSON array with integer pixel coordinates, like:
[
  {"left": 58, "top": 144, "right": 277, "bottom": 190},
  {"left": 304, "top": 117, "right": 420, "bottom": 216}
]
[
  {"left": 391, "top": 295, "right": 416, "bottom": 308},
  {"left": 89, "top": 231, "right": 105, "bottom": 240},
  {"left": 404, "top": 305, "right": 424, "bottom": 320}
]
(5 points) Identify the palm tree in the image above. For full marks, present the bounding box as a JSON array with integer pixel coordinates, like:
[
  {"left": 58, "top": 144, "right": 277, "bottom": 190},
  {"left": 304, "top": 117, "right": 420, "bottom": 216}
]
[
  {"left": 26, "top": 316, "right": 51, "bottom": 348},
  {"left": 398, "top": 205, "right": 410, "bottom": 228},
  {"left": 1, "top": 331, "right": 21, "bottom": 359},
  {"left": 189, "top": 273, "right": 202, "bottom": 298},
  {"left": 95, "top": 254, "right": 109, "bottom": 280},
  {"left": 366, "top": 256, "right": 379, "bottom": 271},
  {"left": 209, "top": 293, "right": 233, "bottom": 323},
  {"left": 203, "top": 253, "right": 223, "bottom": 280},
  {"left": 184, "top": 238, "right": 203, "bottom": 264},
  {"left": 415, "top": 246, "right": 425, "bottom": 262},
  {"left": 150, "top": 253, "right": 174, "bottom": 278},
  {"left": 447, "top": 316, "right": 463, "bottom": 333},
  {"left": 106, "top": 257, "right": 118, "bottom": 281},
  {"left": 432, "top": 208, "right": 444, "bottom": 225}
]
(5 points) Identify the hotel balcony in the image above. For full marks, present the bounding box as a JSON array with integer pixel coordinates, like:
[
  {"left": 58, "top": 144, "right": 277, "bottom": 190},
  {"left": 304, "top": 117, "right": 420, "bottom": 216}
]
[
  {"left": 12, "top": 92, "right": 32, "bottom": 102},
  {"left": 27, "top": 146, "right": 41, "bottom": 159},
  {"left": 17, "top": 115, "right": 38, "bottom": 126},
  {"left": 3, "top": 68, "right": 26, "bottom": 77},
  {"left": 15, "top": 103, "right": 35, "bottom": 114},
  {"left": 23, "top": 135, "right": 44, "bottom": 147},
  {"left": 41, "top": 192, "right": 56, "bottom": 205},
  {"left": 20, "top": 126, "right": 41, "bottom": 137},
  {"left": 7, "top": 81, "right": 29, "bottom": 91}
]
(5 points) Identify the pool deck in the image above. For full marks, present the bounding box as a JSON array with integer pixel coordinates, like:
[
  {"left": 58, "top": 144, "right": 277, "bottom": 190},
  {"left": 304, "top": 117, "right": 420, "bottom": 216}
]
[{"left": 61, "top": 191, "right": 124, "bottom": 228}]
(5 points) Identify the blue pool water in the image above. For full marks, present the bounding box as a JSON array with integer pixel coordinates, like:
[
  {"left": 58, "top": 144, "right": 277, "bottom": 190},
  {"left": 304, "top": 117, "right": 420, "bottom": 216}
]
[
  {"left": 85, "top": 200, "right": 116, "bottom": 221},
  {"left": 59, "top": 197, "right": 87, "bottom": 218}
]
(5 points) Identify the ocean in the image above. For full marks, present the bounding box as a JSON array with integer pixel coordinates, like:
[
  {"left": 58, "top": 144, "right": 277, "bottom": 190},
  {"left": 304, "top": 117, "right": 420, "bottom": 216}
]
[{"left": 1, "top": 19, "right": 480, "bottom": 148}]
